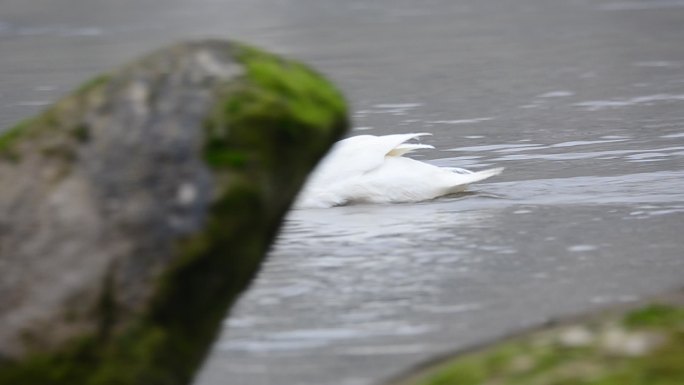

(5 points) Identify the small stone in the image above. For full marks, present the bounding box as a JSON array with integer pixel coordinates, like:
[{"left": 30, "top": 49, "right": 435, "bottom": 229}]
[
  {"left": 600, "top": 327, "right": 663, "bottom": 357},
  {"left": 509, "top": 355, "right": 535, "bottom": 372},
  {"left": 558, "top": 326, "right": 595, "bottom": 347}
]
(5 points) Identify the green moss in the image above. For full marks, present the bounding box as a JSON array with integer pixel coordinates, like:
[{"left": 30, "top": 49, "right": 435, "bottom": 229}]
[
  {"left": 397, "top": 301, "right": 684, "bottom": 385},
  {"left": 0, "top": 119, "right": 32, "bottom": 160},
  {"left": 204, "top": 44, "right": 346, "bottom": 170},
  {"left": 624, "top": 304, "right": 684, "bottom": 329},
  {"left": 203, "top": 43, "right": 347, "bottom": 210},
  {"left": 238, "top": 45, "right": 345, "bottom": 128},
  {"left": 74, "top": 75, "right": 110, "bottom": 95},
  {"left": 71, "top": 124, "right": 90, "bottom": 143},
  {"left": 0, "top": 75, "right": 107, "bottom": 160}
]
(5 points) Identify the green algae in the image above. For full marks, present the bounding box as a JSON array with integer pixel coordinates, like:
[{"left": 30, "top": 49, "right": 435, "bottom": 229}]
[
  {"left": 71, "top": 124, "right": 91, "bottom": 143},
  {"left": 624, "top": 304, "right": 684, "bottom": 329},
  {"left": 393, "top": 301, "right": 684, "bottom": 385},
  {"left": 0, "top": 75, "right": 107, "bottom": 162},
  {"left": 74, "top": 74, "right": 110, "bottom": 95},
  {"left": 0, "top": 119, "right": 34, "bottom": 161},
  {"left": 204, "top": 44, "right": 346, "bottom": 167},
  {"left": 0, "top": 43, "right": 347, "bottom": 385}
]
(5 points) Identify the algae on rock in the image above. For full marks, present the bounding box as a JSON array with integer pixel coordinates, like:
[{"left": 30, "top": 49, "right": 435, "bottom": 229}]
[{"left": 0, "top": 40, "right": 347, "bottom": 385}]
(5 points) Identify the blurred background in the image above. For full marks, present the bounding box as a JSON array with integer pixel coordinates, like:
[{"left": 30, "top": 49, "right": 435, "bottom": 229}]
[{"left": 1, "top": 1, "right": 684, "bottom": 385}]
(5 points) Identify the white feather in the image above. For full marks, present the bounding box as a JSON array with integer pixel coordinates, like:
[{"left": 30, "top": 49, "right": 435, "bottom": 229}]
[{"left": 295, "top": 133, "right": 503, "bottom": 208}]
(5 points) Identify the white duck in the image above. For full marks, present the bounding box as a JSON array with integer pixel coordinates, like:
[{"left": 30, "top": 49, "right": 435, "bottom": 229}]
[{"left": 294, "top": 133, "right": 503, "bottom": 209}]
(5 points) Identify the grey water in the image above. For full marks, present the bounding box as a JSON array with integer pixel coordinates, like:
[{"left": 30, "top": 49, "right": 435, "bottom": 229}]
[{"left": 2, "top": 0, "right": 684, "bottom": 384}]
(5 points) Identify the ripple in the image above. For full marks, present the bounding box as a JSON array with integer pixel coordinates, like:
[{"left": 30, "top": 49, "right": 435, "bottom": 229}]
[
  {"left": 633, "top": 61, "right": 683, "bottom": 69},
  {"left": 661, "top": 132, "right": 684, "bottom": 139},
  {"left": 373, "top": 103, "right": 422, "bottom": 109},
  {"left": 219, "top": 323, "right": 432, "bottom": 353},
  {"left": 356, "top": 103, "right": 423, "bottom": 116},
  {"left": 447, "top": 139, "right": 630, "bottom": 154},
  {"left": 0, "top": 22, "right": 104, "bottom": 37},
  {"left": 536, "top": 90, "right": 575, "bottom": 98},
  {"left": 447, "top": 143, "right": 542, "bottom": 152},
  {"left": 549, "top": 139, "right": 628, "bottom": 148},
  {"left": 574, "top": 94, "right": 684, "bottom": 111},
  {"left": 416, "top": 303, "right": 484, "bottom": 314},
  {"left": 339, "top": 344, "right": 428, "bottom": 356},
  {"left": 627, "top": 204, "right": 684, "bottom": 218},
  {"left": 567, "top": 245, "right": 598, "bottom": 252},
  {"left": 427, "top": 117, "right": 494, "bottom": 125},
  {"left": 486, "top": 170, "right": 684, "bottom": 205},
  {"left": 600, "top": 0, "right": 684, "bottom": 10},
  {"left": 491, "top": 146, "right": 684, "bottom": 162}
]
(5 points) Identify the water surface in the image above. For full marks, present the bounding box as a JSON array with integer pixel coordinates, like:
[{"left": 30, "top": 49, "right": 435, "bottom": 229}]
[{"left": 1, "top": 1, "right": 683, "bottom": 385}]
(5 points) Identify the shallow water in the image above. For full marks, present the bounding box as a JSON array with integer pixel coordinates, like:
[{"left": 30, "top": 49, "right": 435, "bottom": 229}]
[{"left": 1, "top": 0, "right": 684, "bottom": 384}]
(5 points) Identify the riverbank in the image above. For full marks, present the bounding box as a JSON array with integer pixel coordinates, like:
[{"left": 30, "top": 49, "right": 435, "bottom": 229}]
[{"left": 387, "top": 288, "right": 684, "bottom": 385}]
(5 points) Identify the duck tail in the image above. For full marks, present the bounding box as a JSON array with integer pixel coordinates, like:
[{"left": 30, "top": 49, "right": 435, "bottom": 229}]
[{"left": 453, "top": 167, "right": 504, "bottom": 184}]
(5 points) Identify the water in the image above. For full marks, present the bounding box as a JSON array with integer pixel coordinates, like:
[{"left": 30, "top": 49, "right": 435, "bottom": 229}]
[{"left": 1, "top": 0, "right": 684, "bottom": 385}]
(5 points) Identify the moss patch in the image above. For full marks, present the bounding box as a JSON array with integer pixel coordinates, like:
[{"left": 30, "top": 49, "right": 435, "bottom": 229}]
[
  {"left": 624, "top": 304, "right": 684, "bottom": 329},
  {"left": 393, "top": 301, "right": 684, "bottom": 385},
  {"left": 204, "top": 43, "right": 346, "bottom": 166},
  {"left": 0, "top": 75, "right": 109, "bottom": 162},
  {"left": 0, "top": 122, "right": 26, "bottom": 155},
  {"left": 203, "top": 43, "right": 347, "bottom": 207}
]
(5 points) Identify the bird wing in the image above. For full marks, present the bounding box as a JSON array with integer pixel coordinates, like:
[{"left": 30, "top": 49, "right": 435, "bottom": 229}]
[{"left": 307, "top": 133, "right": 432, "bottom": 187}]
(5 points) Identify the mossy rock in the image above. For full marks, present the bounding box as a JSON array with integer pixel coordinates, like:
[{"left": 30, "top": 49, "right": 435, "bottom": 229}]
[
  {"left": 0, "top": 40, "right": 347, "bottom": 384},
  {"left": 387, "top": 291, "right": 684, "bottom": 385}
]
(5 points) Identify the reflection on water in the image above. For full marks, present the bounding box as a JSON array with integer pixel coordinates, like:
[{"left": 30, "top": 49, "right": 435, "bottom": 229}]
[
  {"left": 202, "top": 191, "right": 684, "bottom": 385},
  {"left": 212, "top": 201, "right": 498, "bottom": 359},
  {"left": 574, "top": 94, "right": 684, "bottom": 111}
]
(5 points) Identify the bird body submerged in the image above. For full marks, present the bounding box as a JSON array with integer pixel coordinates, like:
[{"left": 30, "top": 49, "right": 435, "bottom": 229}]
[{"left": 295, "top": 133, "right": 503, "bottom": 208}]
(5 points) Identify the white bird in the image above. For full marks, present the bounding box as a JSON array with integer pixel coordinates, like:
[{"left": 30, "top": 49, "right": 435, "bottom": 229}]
[{"left": 294, "top": 133, "right": 504, "bottom": 209}]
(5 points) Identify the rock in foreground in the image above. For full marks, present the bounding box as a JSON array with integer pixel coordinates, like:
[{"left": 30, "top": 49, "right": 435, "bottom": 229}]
[
  {"left": 0, "top": 40, "right": 347, "bottom": 384},
  {"left": 387, "top": 291, "right": 684, "bottom": 385}
]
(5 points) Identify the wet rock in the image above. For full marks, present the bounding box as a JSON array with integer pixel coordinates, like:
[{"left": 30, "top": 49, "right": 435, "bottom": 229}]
[{"left": 0, "top": 40, "right": 347, "bottom": 384}]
